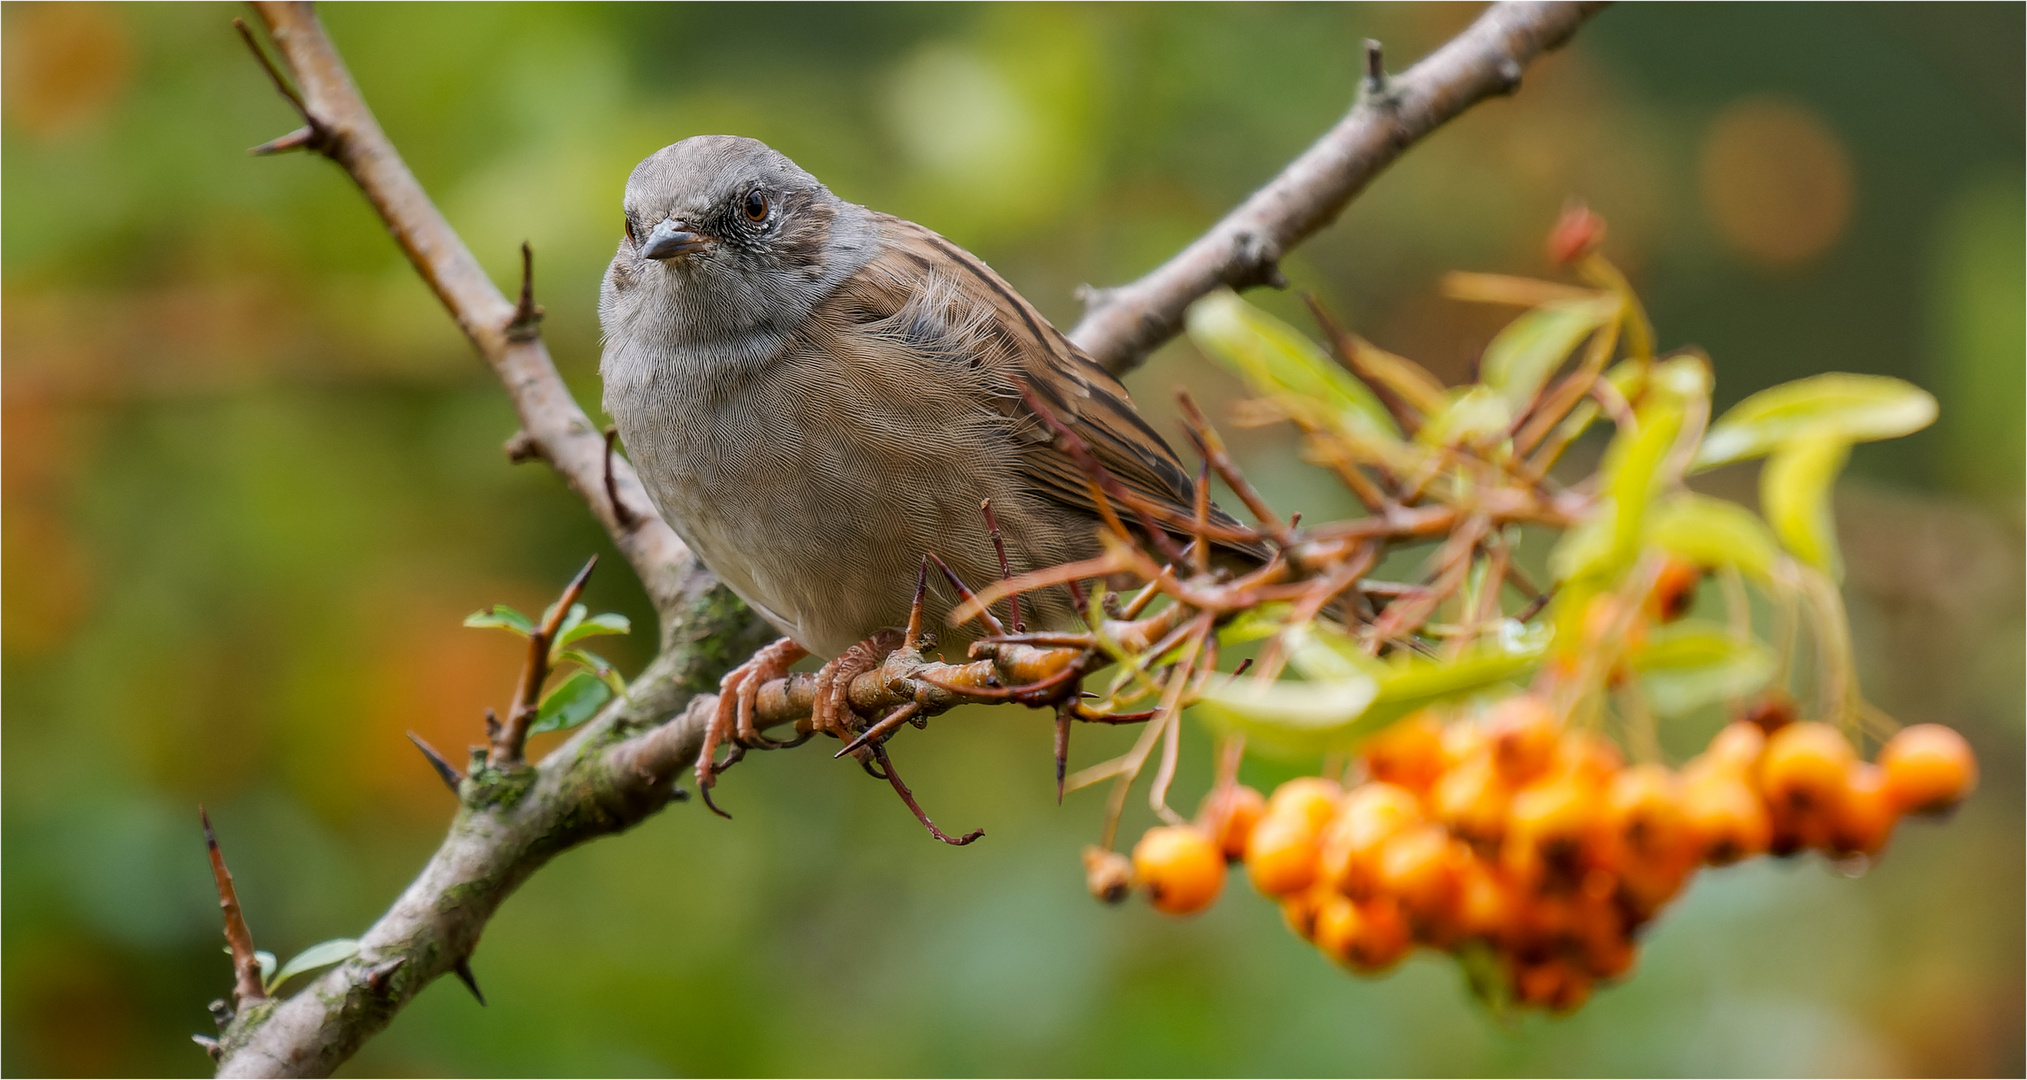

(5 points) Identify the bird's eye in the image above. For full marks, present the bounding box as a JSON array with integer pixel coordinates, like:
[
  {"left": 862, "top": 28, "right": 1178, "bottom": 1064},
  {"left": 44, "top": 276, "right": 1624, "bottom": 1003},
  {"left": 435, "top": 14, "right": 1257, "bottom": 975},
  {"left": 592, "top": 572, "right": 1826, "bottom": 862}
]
[
  {"left": 743, "top": 189, "right": 769, "bottom": 222},
  {"left": 624, "top": 215, "right": 637, "bottom": 244}
]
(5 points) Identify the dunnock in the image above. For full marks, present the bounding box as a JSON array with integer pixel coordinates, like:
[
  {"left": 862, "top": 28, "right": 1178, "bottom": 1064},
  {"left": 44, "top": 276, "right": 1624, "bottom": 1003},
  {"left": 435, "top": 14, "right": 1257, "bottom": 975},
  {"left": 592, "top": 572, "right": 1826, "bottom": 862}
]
[{"left": 599, "top": 135, "right": 1246, "bottom": 800}]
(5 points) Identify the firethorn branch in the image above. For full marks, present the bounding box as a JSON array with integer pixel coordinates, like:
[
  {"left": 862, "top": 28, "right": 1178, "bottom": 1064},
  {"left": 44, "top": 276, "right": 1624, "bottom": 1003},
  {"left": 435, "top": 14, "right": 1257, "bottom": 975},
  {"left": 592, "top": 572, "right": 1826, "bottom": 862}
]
[
  {"left": 1070, "top": 0, "right": 1609, "bottom": 375},
  {"left": 203, "top": 3, "right": 1604, "bottom": 1075}
]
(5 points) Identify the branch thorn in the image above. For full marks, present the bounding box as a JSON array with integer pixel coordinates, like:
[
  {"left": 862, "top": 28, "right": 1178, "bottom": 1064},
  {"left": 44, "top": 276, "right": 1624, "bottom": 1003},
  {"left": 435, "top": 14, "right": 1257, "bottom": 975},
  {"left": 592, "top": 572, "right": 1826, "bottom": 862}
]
[
  {"left": 1363, "top": 38, "right": 1388, "bottom": 97},
  {"left": 233, "top": 18, "right": 332, "bottom": 156},
  {"left": 506, "top": 242, "right": 545, "bottom": 341},
  {"left": 407, "top": 732, "right": 463, "bottom": 795},
  {"left": 451, "top": 957, "right": 486, "bottom": 1006}
]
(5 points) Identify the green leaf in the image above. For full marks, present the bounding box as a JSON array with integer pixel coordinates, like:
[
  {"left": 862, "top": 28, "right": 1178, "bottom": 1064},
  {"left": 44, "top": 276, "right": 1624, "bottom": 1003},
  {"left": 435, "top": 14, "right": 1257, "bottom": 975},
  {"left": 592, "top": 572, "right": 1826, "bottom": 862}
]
[
  {"left": 558, "top": 648, "right": 627, "bottom": 694},
  {"left": 1364, "top": 620, "right": 1550, "bottom": 727},
  {"left": 1586, "top": 393, "right": 1684, "bottom": 577},
  {"left": 1479, "top": 297, "right": 1617, "bottom": 413},
  {"left": 1631, "top": 621, "right": 1776, "bottom": 716},
  {"left": 1646, "top": 493, "right": 1781, "bottom": 580},
  {"left": 256, "top": 950, "right": 277, "bottom": 985},
  {"left": 1216, "top": 602, "right": 1291, "bottom": 646},
  {"left": 1186, "top": 290, "right": 1402, "bottom": 443},
  {"left": 529, "top": 670, "right": 612, "bottom": 735},
  {"left": 555, "top": 611, "right": 630, "bottom": 650},
  {"left": 1193, "top": 674, "right": 1382, "bottom": 754},
  {"left": 1283, "top": 622, "right": 1386, "bottom": 683},
  {"left": 1761, "top": 434, "right": 1850, "bottom": 578},
  {"left": 463, "top": 605, "right": 534, "bottom": 636},
  {"left": 1416, "top": 385, "right": 1512, "bottom": 448},
  {"left": 1192, "top": 623, "right": 1548, "bottom": 754},
  {"left": 267, "top": 938, "right": 360, "bottom": 993},
  {"left": 1695, "top": 373, "right": 1938, "bottom": 469}
]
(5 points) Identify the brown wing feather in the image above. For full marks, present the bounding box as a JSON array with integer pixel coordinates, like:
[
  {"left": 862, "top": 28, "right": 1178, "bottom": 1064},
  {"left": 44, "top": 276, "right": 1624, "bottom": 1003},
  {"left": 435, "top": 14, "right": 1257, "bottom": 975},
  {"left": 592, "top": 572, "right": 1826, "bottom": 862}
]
[{"left": 850, "top": 214, "right": 1258, "bottom": 556}]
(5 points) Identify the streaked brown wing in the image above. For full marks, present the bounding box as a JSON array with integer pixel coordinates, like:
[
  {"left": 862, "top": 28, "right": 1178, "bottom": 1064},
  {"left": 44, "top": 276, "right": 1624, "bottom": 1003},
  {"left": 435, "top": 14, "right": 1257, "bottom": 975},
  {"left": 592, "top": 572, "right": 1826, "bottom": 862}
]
[{"left": 849, "top": 214, "right": 1256, "bottom": 555}]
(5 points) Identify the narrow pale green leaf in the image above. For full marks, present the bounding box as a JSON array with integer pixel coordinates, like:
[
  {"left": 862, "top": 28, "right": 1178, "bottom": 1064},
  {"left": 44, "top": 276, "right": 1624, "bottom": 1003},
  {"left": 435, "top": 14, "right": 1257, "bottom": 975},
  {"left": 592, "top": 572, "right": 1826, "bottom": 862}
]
[
  {"left": 256, "top": 950, "right": 277, "bottom": 984},
  {"left": 1186, "top": 290, "right": 1401, "bottom": 442},
  {"left": 1479, "top": 297, "right": 1617, "bottom": 412},
  {"left": 1595, "top": 394, "right": 1684, "bottom": 574},
  {"left": 1695, "top": 373, "right": 1938, "bottom": 469},
  {"left": 1646, "top": 493, "right": 1781, "bottom": 580},
  {"left": 268, "top": 939, "right": 360, "bottom": 993},
  {"left": 1762, "top": 434, "right": 1850, "bottom": 578},
  {"left": 1631, "top": 621, "right": 1776, "bottom": 716},
  {"left": 529, "top": 670, "right": 613, "bottom": 735},
  {"left": 463, "top": 605, "right": 534, "bottom": 636},
  {"left": 555, "top": 611, "right": 630, "bottom": 649}
]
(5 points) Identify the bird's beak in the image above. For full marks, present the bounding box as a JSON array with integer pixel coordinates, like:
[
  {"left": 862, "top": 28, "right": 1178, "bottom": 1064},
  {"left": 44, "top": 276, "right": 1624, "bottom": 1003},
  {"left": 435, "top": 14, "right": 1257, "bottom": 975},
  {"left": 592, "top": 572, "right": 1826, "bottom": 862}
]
[{"left": 640, "top": 218, "right": 709, "bottom": 260}]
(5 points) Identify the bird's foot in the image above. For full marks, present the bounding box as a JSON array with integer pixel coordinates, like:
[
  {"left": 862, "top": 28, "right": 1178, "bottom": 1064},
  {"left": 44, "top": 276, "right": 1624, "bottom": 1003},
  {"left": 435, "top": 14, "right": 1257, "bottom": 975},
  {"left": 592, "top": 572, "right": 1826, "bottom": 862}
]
[
  {"left": 694, "top": 636, "right": 809, "bottom": 818},
  {"left": 810, "top": 629, "right": 904, "bottom": 755}
]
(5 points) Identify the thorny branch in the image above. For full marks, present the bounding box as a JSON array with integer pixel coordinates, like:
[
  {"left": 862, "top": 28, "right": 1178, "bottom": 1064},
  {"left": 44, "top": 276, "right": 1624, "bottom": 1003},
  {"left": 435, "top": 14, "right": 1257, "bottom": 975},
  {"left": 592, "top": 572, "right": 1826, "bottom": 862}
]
[
  {"left": 1069, "top": 0, "right": 1608, "bottom": 375},
  {"left": 205, "top": 2, "right": 1603, "bottom": 1076}
]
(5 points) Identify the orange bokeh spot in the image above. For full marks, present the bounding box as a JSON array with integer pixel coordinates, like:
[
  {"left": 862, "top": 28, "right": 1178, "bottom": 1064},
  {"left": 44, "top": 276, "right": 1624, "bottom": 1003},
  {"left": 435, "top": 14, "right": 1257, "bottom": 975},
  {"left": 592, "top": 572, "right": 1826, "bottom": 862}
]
[{"left": 1698, "top": 96, "right": 1854, "bottom": 269}]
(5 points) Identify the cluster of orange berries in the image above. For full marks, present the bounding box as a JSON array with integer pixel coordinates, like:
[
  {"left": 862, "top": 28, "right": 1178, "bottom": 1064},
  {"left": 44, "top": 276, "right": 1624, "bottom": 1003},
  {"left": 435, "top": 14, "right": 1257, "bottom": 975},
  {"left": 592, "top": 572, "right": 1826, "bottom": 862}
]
[{"left": 1117, "top": 696, "right": 1976, "bottom": 1013}]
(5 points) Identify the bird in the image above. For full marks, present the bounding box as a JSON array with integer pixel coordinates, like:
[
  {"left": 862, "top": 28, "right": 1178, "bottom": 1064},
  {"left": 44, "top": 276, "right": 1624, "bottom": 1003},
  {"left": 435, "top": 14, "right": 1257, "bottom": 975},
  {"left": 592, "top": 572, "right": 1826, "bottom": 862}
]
[{"left": 598, "top": 135, "right": 1250, "bottom": 808}]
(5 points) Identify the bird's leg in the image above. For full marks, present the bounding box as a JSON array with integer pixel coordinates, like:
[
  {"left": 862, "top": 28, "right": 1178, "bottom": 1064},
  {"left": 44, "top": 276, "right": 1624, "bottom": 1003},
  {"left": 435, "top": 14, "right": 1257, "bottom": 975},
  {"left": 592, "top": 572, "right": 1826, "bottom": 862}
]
[{"left": 694, "top": 636, "right": 808, "bottom": 818}]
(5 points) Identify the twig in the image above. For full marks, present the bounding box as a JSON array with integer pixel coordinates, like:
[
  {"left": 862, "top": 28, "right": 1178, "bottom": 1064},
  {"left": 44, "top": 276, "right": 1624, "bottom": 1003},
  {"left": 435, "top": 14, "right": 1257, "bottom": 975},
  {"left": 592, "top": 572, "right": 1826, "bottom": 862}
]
[
  {"left": 1070, "top": 1, "right": 1608, "bottom": 374},
  {"left": 490, "top": 556, "right": 597, "bottom": 766},
  {"left": 202, "top": 809, "right": 266, "bottom": 1008}
]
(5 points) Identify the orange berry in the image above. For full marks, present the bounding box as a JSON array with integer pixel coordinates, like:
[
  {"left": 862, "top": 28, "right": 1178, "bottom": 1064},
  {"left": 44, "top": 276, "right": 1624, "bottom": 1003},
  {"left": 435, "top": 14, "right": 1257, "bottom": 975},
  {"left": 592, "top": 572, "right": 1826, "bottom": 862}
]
[
  {"left": 1267, "top": 776, "right": 1344, "bottom": 827},
  {"left": 1279, "top": 883, "right": 1330, "bottom": 942},
  {"left": 1133, "top": 826, "right": 1226, "bottom": 916},
  {"left": 1455, "top": 858, "right": 1521, "bottom": 943},
  {"left": 1682, "top": 770, "right": 1771, "bottom": 865},
  {"left": 1082, "top": 846, "right": 1134, "bottom": 904},
  {"left": 1318, "top": 782, "right": 1423, "bottom": 896},
  {"left": 1434, "top": 755, "right": 1513, "bottom": 848},
  {"left": 1554, "top": 729, "right": 1626, "bottom": 788},
  {"left": 1362, "top": 713, "right": 1449, "bottom": 793},
  {"left": 1616, "top": 853, "right": 1694, "bottom": 923},
  {"left": 1571, "top": 896, "right": 1638, "bottom": 981},
  {"left": 1504, "top": 775, "right": 1607, "bottom": 891},
  {"left": 1375, "top": 824, "right": 1465, "bottom": 934},
  {"left": 1486, "top": 695, "right": 1562, "bottom": 782},
  {"left": 1829, "top": 762, "right": 1898, "bottom": 858},
  {"left": 1879, "top": 724, "right": 1978, "bottom": 815},
  {"left": 1245, "top": 809, "right": 1323, "bottom": 897},
  {"left": 1702, "top": 720, "right": 1769, "bottom": 776},
  {"left": 1316, "top": 894, "right": 1411, "bottom": 974},
  {"left": 1647, "top": 556, "right": 1703, "bottom": 622},
  {"left": 1197, "top": 784, "right": 1267, "bottom": 862},
  {"left": 1513, "top": 957, "right": 1593, "bottom": 1013},
  {"left": 1760, "top": 722, "right": 1857, "bottom": 823},
  {"left": 1607, "top": 765, "right": 1695, "bottom": 868},
  {"left": 1311, "top": 892, "right": 1361, "bottom": 962}
]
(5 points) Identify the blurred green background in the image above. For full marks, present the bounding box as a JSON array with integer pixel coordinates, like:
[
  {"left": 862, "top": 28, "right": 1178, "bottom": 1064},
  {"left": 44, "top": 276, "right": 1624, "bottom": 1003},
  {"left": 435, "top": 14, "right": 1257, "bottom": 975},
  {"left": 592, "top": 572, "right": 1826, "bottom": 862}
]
[{"left": 4, "top": 3, "right": 2021, "bottom": 1076}]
